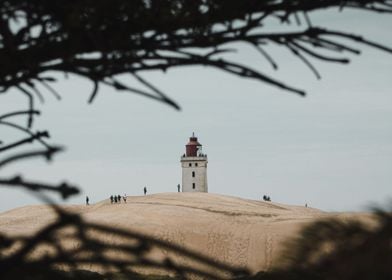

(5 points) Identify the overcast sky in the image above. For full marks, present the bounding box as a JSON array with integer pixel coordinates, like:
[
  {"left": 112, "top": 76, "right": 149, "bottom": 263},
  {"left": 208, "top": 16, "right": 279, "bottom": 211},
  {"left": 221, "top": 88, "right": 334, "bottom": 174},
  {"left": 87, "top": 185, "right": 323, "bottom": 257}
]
[{"left": 1, "top": 8, "right": 391, "bottom": 212}]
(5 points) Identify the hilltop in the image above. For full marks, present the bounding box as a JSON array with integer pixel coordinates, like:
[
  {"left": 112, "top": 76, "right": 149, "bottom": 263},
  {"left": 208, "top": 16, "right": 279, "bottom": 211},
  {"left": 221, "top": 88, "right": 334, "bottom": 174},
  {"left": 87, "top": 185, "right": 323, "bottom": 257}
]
[{"left": 0, "top": 193, "right": 328, "bottom": 275}]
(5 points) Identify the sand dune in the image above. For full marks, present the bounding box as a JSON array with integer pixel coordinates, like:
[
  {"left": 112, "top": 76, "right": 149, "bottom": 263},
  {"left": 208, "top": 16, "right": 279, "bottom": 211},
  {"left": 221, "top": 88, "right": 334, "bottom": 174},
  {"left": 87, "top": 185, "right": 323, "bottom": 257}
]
[{"left": 0, "top": 193, "right": 335, "bottom": 275}]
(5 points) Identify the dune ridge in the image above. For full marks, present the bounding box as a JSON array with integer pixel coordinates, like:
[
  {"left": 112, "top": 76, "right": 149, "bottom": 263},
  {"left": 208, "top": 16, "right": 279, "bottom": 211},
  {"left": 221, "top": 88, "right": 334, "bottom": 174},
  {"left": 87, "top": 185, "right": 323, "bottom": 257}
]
[{"left": 0, "top": 193, "right": 330, "bottom": 275}]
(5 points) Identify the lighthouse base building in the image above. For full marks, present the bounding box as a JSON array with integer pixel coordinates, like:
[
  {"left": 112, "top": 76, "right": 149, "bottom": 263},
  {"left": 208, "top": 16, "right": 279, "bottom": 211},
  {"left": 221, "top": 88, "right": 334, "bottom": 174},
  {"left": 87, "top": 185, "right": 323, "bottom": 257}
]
[{"left": 180, "top": 134, "right": 208, "bottom": 192}]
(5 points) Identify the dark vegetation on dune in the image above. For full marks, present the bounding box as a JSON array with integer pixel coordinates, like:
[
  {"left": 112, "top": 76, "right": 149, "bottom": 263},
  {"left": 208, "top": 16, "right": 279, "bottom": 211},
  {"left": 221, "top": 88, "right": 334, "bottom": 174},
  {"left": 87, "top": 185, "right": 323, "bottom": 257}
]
[
  {"left": 2, "top": 208, "right": 391, "bottom": 280},
  {"left": 244, "top": 209, "right": 392, "bottom": 280},
  {"left": 2, "top": 269, "right": 179, "bottom": 280},
  {"left": 1, "top": 1, "right": 392, "bottom": 279}
]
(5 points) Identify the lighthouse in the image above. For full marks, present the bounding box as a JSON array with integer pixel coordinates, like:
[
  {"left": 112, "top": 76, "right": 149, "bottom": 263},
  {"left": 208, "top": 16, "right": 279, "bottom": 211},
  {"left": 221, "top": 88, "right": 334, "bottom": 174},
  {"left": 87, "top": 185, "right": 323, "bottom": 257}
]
[{"left": 180, "top": 133, "right": 208, "bottom": 192}]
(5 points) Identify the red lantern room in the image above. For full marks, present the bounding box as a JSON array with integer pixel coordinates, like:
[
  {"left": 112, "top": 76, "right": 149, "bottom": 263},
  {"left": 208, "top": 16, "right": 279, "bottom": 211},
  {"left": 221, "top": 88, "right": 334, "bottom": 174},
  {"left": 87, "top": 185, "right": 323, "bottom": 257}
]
[{"left": 185, "top": 132, "right": 202, "bottom": 157}]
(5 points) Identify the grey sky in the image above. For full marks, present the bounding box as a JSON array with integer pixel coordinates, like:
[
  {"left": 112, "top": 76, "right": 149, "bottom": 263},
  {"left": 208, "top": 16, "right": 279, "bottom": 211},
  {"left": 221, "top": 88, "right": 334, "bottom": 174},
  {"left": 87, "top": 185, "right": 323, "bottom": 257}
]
[{"left": 0, "top": 8, "right": 391, "bottom": 212}]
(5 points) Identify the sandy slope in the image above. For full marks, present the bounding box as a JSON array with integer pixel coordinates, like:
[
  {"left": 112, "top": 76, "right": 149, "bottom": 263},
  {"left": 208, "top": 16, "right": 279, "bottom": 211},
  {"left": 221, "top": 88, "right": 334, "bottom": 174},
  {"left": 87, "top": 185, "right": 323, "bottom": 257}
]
[{"left": 0, "top": 193, "right": 331, "bottom": 275}]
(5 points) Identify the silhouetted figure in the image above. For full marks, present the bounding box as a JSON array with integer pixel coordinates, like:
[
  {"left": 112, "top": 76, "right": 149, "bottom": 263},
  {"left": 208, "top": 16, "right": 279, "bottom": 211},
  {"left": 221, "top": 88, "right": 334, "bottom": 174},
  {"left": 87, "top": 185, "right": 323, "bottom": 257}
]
[
  {"left": 263, "top": 195, "right": 271, "bottom": 202},
  {"left": 86, "top": 196, "right": 89, "bottom": 205},
  {"left": 305, "top": 203, "right": 308, "bottom": 208},
  {"left": 144, "top": 186, "right": 147, "bottom": 195},
  {"left": 110, "top": 195, "right": 114, "bottom": 204},
  {"left": 114, "top": 196, "right": 118, "bottom": 203},
  {"left": 177, "top": 184, "right": 180, "bottom": 192},
  {"left": 117, "top": 195, "right": 121, "bottom": 203}
]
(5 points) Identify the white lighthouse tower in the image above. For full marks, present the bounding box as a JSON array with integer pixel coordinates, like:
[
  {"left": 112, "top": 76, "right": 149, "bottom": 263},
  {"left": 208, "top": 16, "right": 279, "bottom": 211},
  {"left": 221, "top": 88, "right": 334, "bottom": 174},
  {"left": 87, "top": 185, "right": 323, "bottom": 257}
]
[{"left": 180, "top": 133, "right": 208, "bottom": 192}]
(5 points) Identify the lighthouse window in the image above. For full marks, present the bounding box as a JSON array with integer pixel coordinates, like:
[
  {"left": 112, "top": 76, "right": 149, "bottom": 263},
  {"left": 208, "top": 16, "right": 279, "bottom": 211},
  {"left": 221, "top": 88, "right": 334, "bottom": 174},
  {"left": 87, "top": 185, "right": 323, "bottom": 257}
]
[
  {"left": 192, "top": 183, "right": 195, "bottom": 189},
  {"left": 195, "top": 163, "right": 198, "bottom": 167},
  {"left": 192, "top": 171, "right": 195, "bottom": 177},
  {"left": 189, "top": 163, "right": 192, "bottom": 167}
]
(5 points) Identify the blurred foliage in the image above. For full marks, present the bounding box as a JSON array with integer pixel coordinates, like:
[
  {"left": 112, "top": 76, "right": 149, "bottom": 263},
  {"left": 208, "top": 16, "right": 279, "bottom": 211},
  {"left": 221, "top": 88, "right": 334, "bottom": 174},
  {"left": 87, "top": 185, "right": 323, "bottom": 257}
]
[
  {"left": 241, "top": 208, "right": 392, "bottom": 280},
  {"left": 1, "top": 0, "right": 392, "bottom": 113}
]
